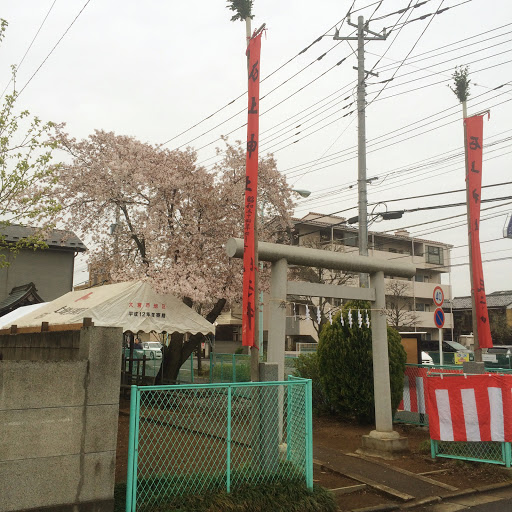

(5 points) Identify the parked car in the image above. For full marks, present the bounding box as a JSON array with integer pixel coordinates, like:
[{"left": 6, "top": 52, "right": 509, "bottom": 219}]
[
  {"left": 421, "top": 351, "right": 434, "bottom": 365},
  {"left": 123, "top": 341, "right": 163, "bottom": 378},
  {"left": 421, "top": 339, "right": 474, "bottom": 365}
]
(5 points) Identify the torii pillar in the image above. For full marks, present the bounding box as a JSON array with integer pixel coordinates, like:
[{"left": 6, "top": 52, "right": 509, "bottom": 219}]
[{"left": 226, "top": 238, "right": 416, "bottom": 456}]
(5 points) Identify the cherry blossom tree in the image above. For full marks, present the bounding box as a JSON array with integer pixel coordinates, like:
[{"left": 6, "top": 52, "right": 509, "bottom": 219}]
[{"left": 49, "top": 129, "right": 294, "bottom": 380}]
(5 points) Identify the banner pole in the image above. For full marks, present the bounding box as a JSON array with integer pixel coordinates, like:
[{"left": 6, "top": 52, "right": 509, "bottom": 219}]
[{"left": 463, "top": 101, "right": 481, "bottom": 362}]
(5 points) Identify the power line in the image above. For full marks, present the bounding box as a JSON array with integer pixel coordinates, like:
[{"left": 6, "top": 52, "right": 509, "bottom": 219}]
[
  {"left": 293, "top": 197, "right": 512, "bottom": 241},
  {"left": 367, "top": 0, "right": 446, "bottom": 106},
  {"left": 285, "top": 89, "right": 512, "bottom": 180},
  {"left": 299, "top": 137, "right": 510, "bottom": 207},
  {"left": 18, "top": 0, "right": 92, "bottom": 96},
  {"left": 0, "top": 0, "right": 58, "bottom": 100},
  {"left": 371, "top": 28, "right": 512, "bottom": 74},
  {"left": 387, "top": 0, "right": 473, "bottom": 32},
  {"left": 171, "top": 1, "right": 387, "bottom": 159},
  {"left": 202, "top": 23, "right": 511, "bottom": 171},
  {"left": 369, "top": 181, "right": 512, "bottom": 206},
  {"left": 158, "top": 8, "right": 359, "bottom": 148},
  {"left": 298, "top": 137, "right": 512, "bottom": 210}
]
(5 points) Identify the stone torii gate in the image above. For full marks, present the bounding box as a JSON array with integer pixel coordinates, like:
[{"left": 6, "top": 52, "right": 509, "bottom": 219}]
[{"left": 226, "top": 237, "right": 416, "bottom": 455}]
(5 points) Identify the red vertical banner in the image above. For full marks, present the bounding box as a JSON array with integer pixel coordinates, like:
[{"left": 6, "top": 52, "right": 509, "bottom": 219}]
[
  {"left": 242, "top": 33, "right": 262, "bottom": 347},
  {"left": 465, "top": 114, "right": 493, "bottom": 349}
]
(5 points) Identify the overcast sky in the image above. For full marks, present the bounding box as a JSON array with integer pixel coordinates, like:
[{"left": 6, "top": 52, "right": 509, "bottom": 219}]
[{"left": 2, "top": 0, "right": 511, "bottom": 298}]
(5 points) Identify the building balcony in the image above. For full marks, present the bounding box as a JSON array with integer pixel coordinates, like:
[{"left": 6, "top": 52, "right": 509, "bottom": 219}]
[
  {"left": 286, "top": 316, "right": 318, "bottom": 338},
  {"left": 383, "top": 278, "right": 452, "bottom": 301}
]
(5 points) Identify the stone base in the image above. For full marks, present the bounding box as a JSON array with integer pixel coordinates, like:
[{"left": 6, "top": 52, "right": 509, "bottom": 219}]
[
  {"left": 357, "top": 430, "right": 409, "bottom": 460},
  {"left": 462, "top": 361, "right": 486, "bottom": 374}
]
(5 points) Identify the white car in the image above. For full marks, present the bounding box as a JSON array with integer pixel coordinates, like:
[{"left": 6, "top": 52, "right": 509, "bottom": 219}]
[
  {"left": 124, "top": 342, "right": 163, "bottom": 378},
  {"left": 421, "top": 351, "right": 434, "bottom": 365}
]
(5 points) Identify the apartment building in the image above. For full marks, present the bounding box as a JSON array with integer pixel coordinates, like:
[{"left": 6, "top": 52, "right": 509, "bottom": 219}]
[
  {"left": 287, "top": 212, "right": 453, "bottom": 344},
  {"left": 214, "top": 212, "right": 453, "bottom": 351}
]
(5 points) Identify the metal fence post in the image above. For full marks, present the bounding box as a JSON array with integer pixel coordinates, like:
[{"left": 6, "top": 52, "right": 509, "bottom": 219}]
[
  {"left": 232, "top": 353, "right": 236, "bottom": 383},
  {"left": 227, "top": 385, "right": 232, "bottom": 493},
  {"left": 191, "top": 354, "right": 194, "bottom": 383},
  {"left": 431, "top": 439, "right": 437, "bottom": 460},
  {"left": 209, "top": 352, "right": 213, "bottom": 383},
  {"left": 125, "top": 386, "right": 137, "bottom": 512},
  {"left": 126, "top": 386, "right": 141, "bottom": 512},
  {"left": 505, "top": 442, "right": 511, "bottom": 468},
  {"left": 286, "top": 378, "right": 292, "bottom": 461},
  {"left": 305, "top": 378, "right": 313, "bottom": 490}
]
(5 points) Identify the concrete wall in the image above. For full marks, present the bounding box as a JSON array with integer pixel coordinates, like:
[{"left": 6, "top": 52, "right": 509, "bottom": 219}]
[
  {"left": 0, "top": 326, "right": 122, "bottom": 512},
  {"left": 0, "top": 248, "right": 75, "bottom": 302},
  {"left": 0, "top": 330, "right": 81, "bottom": 360}
]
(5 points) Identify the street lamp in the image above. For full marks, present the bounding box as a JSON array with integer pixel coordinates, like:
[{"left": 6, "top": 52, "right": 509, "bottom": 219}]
[{"left": 292, "top": 189, "right": 311, "bottom": 198}]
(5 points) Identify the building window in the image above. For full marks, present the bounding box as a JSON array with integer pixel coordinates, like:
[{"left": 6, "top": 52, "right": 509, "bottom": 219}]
[
  {"left": 415, "top": 274, "right": 424, "bottom": 282},
  {"left": 416, "top": 303, "right": 425, "bottom": 312},
  {"left": 320, "top": 229, "right": 331, "bottom": 242},
  {"left": 426, "top": 245, "right": 444, "bottom": 265},
  {"left": 344, "top": 232, "right": 358, "bottom": 247}
]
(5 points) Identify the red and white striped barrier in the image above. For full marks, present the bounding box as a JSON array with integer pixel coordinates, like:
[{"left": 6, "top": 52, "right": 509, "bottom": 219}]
[
  {"left": 399, "top": 367, "right": 428, "bottom": 414},
  {"left": 425, "top": 374, "right": 512, "bottom": 442}
]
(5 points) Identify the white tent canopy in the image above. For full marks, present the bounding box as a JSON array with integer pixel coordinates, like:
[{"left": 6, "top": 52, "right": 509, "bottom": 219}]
[
  {"left": 0, "top": 303, "right": 48, "bottom": 329},
  {"left": 8, "top": 281, "right": 214, "bottom": 334}
]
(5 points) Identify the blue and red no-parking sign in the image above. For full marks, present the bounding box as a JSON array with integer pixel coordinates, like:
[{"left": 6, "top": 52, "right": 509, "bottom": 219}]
[{"left": 434, "top": 307, "right": 445, "bottom": 329}]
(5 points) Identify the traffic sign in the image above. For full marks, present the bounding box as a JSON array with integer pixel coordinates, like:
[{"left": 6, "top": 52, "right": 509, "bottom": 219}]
[
  {"left": 433, "top": 286, "right": 444, "bottom": 307},
  {"left": 434, "top": 307, "right": 445, "bottom": 329}
]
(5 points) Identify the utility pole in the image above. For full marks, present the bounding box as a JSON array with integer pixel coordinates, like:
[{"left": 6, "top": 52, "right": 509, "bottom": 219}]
[{"left": 334, "top": 16, "right": 386, "bottom": 288}]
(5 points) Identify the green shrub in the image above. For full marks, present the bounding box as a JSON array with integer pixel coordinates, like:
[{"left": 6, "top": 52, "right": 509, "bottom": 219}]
[
  {"left": 418, "top": 439, "right": 432, "bottom": 454},
  {"left": 293, "top": 353, "right": 330, "bottom": 414},
  {"left": 211, "top": 361, "right": 251, "bottom": 382},
  {"left": 114, "top": 480, "right": 337, "bottom": 512},
  {"left": 317, "top": 300, "right": 406, "bottom": 424}
]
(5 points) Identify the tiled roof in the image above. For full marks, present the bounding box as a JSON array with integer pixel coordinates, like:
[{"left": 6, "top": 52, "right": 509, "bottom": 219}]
[
  {"left": 0, "top": 224, "right": 86, "bottom": 252},
  {"left": 452, "top": 291, "right": 512, "bottom": 309},
  {"left": 0, "top": 283, "right": 44, "bottom": 315}
]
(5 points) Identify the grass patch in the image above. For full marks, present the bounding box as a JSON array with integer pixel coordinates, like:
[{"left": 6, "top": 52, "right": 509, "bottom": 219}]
[
  {"left": 418, "top": 439, "right": 431, "bottom": 454},
  {"left": 115, "top": 480, "right": 336, "bottom": 512}
]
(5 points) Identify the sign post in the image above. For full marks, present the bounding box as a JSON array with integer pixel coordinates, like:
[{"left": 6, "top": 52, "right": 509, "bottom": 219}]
[{"left": 434, "top": 306, "right": 445, "bottom": 366}]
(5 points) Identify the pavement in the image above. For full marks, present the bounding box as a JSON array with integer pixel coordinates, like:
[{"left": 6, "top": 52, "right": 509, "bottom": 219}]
[{"left": 314, "top": 445, "right": 512, "bottom": 512}]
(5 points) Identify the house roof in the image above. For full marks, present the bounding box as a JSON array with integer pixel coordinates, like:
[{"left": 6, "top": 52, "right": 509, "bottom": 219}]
[
  {"left": 0, "top": 283, "right": 45, "bottom": 316},
  {"left": 291, "top": 214, "right": 453, "bottom": 248},
  {"left": 452, "top": 291, "right": 512, "bottom": 310},
  {"left": 0, "top": 224, "right": 86, "bottom": 252}
]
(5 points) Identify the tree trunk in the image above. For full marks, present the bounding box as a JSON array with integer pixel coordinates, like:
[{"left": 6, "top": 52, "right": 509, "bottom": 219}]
[{"left": 156, "top": 297, "right": 227, "bottom": 383}]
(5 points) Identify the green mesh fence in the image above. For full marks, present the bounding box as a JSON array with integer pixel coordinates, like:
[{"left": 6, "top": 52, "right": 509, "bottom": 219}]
[
  {"left": 125, "top": 378, "right": 313, "bottom": 512},
  {"left": 432, "top": 440, "right": 512, "bottom": 466},
  {"left": 209, "top": 353, "right": 253, "bottom": 383},
  {"left": 176, "top": 354, "right": 194, "bottom": 383},
  {"left": 209, "top": 353, "right": 298, "bottom": 384}
]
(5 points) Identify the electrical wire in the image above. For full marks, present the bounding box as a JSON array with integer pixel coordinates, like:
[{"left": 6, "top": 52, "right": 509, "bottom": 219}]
[
  {"left": 367, "top": 0, "right": 446, "bottom": 106},
  {"left": 18, "top": 0, "right": 92, "bottom": 97},
  {"left": 0, "top": 0, "right": 58, "bottom": 100},
  {"left": 200, "top": 18, "right": 509, "bottom": 171},
  {"left": 158, "top": 3, "right": 367, "bottom": 148}
]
